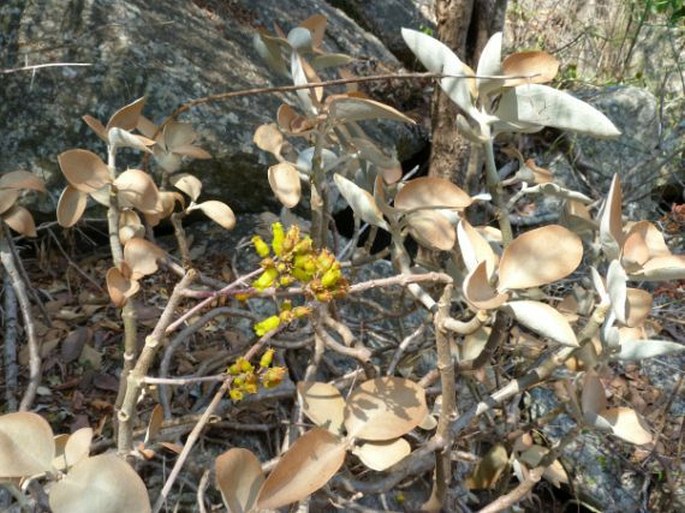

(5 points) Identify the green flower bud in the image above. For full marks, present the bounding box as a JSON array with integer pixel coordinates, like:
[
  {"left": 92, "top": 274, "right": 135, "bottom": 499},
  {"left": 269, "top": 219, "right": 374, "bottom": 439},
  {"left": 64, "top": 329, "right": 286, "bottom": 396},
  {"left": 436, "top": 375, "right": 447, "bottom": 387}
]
[
  {"left": 260, "top": 348, "right": 275, "bottom": 368},
  {"left": 254, "top": 315, "right": 281, "bottom": 336},
  {"left": 271, "top": 222, "right": 285, "bottom": 256},
  {"left": 253, "top": 267, "right": 278, "bottom": 291},
  {"left": 252, "top": 235, "right": 270, "bottom": 257}
]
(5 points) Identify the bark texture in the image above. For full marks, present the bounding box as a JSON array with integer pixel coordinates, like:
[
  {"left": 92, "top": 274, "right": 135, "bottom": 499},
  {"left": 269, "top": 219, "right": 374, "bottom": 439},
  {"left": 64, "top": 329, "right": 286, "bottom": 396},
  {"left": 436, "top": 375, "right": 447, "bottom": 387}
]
[{"left": 429, "top": 0, "right": 507, "bottom": 187}]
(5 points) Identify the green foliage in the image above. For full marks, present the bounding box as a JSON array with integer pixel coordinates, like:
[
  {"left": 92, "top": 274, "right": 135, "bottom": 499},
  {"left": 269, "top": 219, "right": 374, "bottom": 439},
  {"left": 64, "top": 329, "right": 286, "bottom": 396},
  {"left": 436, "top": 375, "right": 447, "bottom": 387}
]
[{"left": 645, "top": 0, "right": 685, "bottom": 23}]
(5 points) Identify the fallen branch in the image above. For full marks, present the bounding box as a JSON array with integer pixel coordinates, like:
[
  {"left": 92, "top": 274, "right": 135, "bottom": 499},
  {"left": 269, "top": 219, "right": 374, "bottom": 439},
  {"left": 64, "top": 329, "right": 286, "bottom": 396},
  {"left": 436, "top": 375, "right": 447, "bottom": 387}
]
[
  {"left": 0, "top": 226, "right": 41, "bottom": 411},
  {"left": 2, "top": 269, "right": 19, "bottom": 411}
]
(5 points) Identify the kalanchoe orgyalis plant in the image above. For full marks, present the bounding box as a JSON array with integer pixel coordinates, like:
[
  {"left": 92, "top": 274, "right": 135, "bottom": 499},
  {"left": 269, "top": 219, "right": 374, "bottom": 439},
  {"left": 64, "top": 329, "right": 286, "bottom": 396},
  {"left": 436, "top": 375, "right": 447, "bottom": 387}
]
[
  {"left": 0, "top": 171, "right": 46, "bottom": 237},
  {"left": 250, "top": 222, "right": 347, "bottom": 335},
  {"left": 215, "top": 377, "right": 428, "bottom": 512},
  {"left": 5, "top": 11, "right": 682, "bottom": 513},
  {"left": 0, "top": 413, "right": 151, "bottom": 512},
  {"left": 227, "top": 349, "right": 287, "bottom": 401},
  {"left": 56, "top": 98, "right": 236, "bottom": 306}
]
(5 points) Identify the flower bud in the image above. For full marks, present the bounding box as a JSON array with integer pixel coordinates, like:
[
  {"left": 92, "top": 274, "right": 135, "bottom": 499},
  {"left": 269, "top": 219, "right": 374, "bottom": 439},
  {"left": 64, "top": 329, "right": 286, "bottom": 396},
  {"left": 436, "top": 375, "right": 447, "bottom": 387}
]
[
  {"left": 260, "top": 348, "right": 275, "bottom": 368},
  {"left": 253, "top": 268, "right": 278, "bottom": 291},
  {"left": 252, "top": 235, "right": 270, "bottom": 257},
  {"left": 261, "top": 366, "right": 286, "bottom": 388},
  {"left": 271, "top": 222, "right": 285, "bottom": 256},
  {"left": 254, "top": 315, "right": 281, "bottom": 336}
]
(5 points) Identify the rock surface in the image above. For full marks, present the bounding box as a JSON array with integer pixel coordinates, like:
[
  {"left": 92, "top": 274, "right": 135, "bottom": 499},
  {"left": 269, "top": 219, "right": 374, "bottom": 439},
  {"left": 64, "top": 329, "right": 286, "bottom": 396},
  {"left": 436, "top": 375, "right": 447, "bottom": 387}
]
[
  {"left": 326, "top": 0, "right": 436, "bottom": 66},
  {"left": 0, "top": 0, "right": 422, "bottom": 214},
  {"left": 568, "top": 86, "right": 678, "bottom": 205},
  {"left": 530, "top": 85, "right": 682, "bottom": 222}
]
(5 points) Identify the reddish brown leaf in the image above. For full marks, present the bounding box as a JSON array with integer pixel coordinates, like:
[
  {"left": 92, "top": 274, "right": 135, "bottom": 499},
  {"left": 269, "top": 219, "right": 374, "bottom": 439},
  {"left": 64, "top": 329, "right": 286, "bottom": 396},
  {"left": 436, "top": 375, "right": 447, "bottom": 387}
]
[
  {"left": 216, "top": 448, "right": 264, "bottom": 513},
  {"left": 58, "top": 149, "right": 111, "bottom": 193},
  {"left": 106, "top": 96, "right": 146, "bottom": 131},
  {"left": 257, "top": 428, "right": 346, "bottom": 510},
  {"left": 57, "top": 185, "right": 88, "bottom": 228},
  {"left": 2, "top": 205, "right": 37, "bottom": 237}
]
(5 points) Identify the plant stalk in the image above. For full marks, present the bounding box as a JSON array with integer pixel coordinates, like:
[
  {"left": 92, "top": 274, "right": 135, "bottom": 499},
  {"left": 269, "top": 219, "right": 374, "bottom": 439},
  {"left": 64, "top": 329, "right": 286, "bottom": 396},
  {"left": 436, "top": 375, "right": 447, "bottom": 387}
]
[
  {"left": 482, "top": 139, "right": 513, "bottom": 245},
  {"left": 107, "top": 145, "right": 140, "bottom": 415},
  {"left": 432, "top": 283, "right": 457, "bottom": 508},
  {"left": 117, "top": 270, "right": 197, "bottom": 455}
]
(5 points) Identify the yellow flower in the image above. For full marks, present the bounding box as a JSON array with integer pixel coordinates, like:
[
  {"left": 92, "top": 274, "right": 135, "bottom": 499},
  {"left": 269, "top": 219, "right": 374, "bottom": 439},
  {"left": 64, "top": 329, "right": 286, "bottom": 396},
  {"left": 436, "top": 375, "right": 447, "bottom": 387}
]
[
  {"left": 244, "top": 374, "right": 259, "bottom": 394},
  {"left": 282, "top": 224, "right": 300, "bottom": 254},
  {"left": 293, "top": 236, "right": 313, "bottom": 255},
  {"left": 234, "top": 292, "right": 253, "bottom": 302},
  {"left": 238, "top": 357, "right": 253, "bottom": 373},
  {"left": 271, "top": 222, "right": 285, "bottom": 256},
  {"left": 253, "top": 268, "right": 278, "bottom": 291},
  {"left": 261, "top": 366, "right": 286, "bottom": 388},
  {"left": 294, "top": 254, "right": 317, "bottom": 274},
  {"left": 252, "top": 235, "right": 270, "bottom": 257},
  {"left": 254, "top": 315, "right": 281, "bottom": 336},
  {"left": 260, "top": 348, "right": 275, "bottom": 368},
  {"left": 321, "top": 264, "right": 342, "bottom": 288},
  {"left": 317, "top": 251, "right": 335, "bottom": 272},
  {"left": 292, "top": 306, "right": 312, "bottom": 319}
]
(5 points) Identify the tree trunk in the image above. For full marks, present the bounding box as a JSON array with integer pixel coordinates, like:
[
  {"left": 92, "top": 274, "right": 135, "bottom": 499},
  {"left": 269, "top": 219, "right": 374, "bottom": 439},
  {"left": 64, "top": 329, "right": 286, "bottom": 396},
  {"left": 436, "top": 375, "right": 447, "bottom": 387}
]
[
  {"left": 428, "top": 0, "right": 508, "bottom": 187},
  {"left": 417, "top": 0, "right": 506, "bottom": 269}
]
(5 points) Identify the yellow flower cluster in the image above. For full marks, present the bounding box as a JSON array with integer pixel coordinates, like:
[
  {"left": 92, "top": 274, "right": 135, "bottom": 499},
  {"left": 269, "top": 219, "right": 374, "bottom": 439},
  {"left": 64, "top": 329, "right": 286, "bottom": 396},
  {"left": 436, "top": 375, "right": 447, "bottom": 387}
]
[
  {"left": 253, "top": 300, "right": 312, "bottom": 337},
  {"left": 250, "top": 223, "right": 348, "bottom": 336},
  {"left": 227, "top": 349, "right": 287, "bottom": 401}
]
